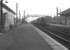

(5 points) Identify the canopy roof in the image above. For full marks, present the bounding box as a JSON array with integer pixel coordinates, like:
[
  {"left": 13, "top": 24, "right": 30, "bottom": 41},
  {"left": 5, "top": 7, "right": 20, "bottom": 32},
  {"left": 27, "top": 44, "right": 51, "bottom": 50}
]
[
  {"left": 60, "top": 8, "right": 70, "bottom": 16},
  {"left": 3, "top": 3, "right": 15, "bottom": 14}
]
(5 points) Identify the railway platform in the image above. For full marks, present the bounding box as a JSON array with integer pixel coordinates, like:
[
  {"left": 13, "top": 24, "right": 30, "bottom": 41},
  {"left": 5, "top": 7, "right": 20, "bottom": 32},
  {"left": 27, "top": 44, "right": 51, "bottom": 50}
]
[{"left": 0, "top": 23, "right": 53, "bottom": 50}]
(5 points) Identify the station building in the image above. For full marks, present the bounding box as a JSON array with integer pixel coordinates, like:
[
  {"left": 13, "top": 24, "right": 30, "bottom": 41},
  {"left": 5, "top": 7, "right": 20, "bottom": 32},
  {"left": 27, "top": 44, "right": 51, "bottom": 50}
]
[
  {"left": 0, "top": 3, "right": 15, "bottom": 31},
  {"left": 60, "top": 8, "right": 70, "bottom": 25}
]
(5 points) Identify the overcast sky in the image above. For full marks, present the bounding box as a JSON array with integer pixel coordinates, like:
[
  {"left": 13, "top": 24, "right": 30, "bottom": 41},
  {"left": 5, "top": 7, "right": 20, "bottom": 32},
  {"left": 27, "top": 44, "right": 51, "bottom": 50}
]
[
  {"left": 4, "top": 0, "right": 70, "bottom": 21},
  {"left": 4, "top": 0, "right": 70, "bottom": 16}
]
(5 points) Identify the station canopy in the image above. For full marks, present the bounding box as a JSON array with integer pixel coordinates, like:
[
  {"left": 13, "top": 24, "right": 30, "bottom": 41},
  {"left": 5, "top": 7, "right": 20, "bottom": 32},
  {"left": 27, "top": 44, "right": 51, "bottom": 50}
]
[{"left": 60, "top": 8, "right": 70, "bottom": 16}]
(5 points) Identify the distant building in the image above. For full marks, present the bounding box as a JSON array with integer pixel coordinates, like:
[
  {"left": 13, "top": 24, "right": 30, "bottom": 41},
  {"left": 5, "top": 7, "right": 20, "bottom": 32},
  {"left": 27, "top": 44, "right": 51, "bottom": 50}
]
[
  {"left": 53, "top": 16, "right": 65, "bottom": 24},
  {"left": 60, "top": 8, "right": 70, "bottom": 25},
  {"left": 60, "top": 8, "right": 70, "bottom": 16},
  {"left": 2, "top": 3, "right": 15, "bottom": 30}
]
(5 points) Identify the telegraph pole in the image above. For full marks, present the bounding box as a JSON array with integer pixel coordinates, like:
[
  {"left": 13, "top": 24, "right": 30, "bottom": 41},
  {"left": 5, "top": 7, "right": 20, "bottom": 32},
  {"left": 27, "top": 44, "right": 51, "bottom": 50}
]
[
  {"left": 24, "top": 10, "right": 26, "bottom": 20},
  {"left": 16, "top": 3, "right": 18, "bottom": 18},
  {"left": 22, "top": 10, "right": 26, "bottom": 23},
  {"left": 56, "top": 7, "right": 59, "bottom": 16},
  {"left": 19, "top": 10, "right": 21, "bottom": 18},
  {"left": 60, "top": 8, "right": 61, "bottom": 13}
]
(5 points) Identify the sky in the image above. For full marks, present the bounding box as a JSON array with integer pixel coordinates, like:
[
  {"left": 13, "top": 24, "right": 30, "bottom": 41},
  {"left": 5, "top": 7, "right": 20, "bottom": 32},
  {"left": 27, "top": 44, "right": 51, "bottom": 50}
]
[{"left": 3, "top": 0, "right": 70, "bottom": 22}]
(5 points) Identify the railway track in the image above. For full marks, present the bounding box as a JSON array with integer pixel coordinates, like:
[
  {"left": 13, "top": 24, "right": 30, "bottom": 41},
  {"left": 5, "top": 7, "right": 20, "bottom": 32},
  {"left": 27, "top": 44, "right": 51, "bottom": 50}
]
[{"left": 32, "top": 23, "right": 70, "bottom": 49}]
